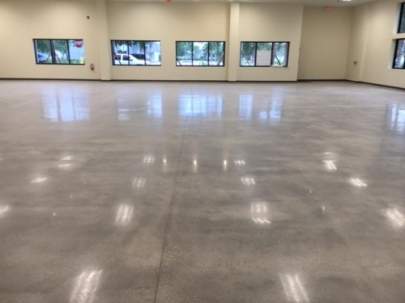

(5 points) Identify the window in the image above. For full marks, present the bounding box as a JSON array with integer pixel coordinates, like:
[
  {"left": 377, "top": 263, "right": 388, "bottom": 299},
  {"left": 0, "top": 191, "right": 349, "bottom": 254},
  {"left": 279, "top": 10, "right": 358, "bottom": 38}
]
[
  {"left": 176, "top": 41, "right": 225, "bottom": 67},
  {"left": 240, "top": 41, "right": 290, "bottom": 67},
  {"left": 34, "top": 39, "right": 85, "bottom": 65},
  {"left": 111, "top": 40, "right": 161, "bottom": 66},
  {"left": 398, "top": 3, "right": 405, "bottom": 33},
  {"left": 393, "top": 39, "right": 405, "bottom": 69}
]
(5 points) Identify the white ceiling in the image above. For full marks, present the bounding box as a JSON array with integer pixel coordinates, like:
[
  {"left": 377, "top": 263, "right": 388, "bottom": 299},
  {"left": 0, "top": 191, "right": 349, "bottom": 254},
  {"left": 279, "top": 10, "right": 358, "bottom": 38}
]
[{"left": 110, "top": 0, "right": 377, "bottom": 7}]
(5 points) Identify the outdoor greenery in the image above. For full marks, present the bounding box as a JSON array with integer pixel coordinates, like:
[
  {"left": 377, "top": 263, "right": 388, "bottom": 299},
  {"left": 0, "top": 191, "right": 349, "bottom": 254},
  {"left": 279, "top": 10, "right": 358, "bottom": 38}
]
[
  {"left": 240, "top": 41, "right": 288, "bottom": 67},
  {"left": 112, "top": 40, "right": 161, "bottom": 66},
  {"left": 34, "top": 39, "right": 85, "bottom": 65},
  {"left": 176, "top": 41, "right": 225, "bottom": 66}
]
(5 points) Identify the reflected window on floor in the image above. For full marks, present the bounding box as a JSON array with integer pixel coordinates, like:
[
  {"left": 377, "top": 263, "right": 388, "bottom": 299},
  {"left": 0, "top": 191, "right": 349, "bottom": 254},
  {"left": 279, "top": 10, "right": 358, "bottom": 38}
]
[
  {"left": 42, "top": 90, "right": 89, "bottom": 122},
  {"left": 387, "top": 104, "right": 405, "bottom": 134},
  {"left": 178, "top": 94, "right": 223, "bottom": 117}
]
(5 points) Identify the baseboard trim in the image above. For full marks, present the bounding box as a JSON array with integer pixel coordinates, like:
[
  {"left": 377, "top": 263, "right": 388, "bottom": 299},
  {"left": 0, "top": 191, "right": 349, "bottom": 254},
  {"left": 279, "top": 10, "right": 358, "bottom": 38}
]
[
  {"left": 0, "top": 77, "right": 99, "bottom": 81},
  {"left": 0, "top": 78, "right": 404, "bottom": 90},
  {"left": 0, "top": 78, "right": 299, "bottom": 84},
  {"left": 298, "top": 79, "right": 347, "bottom": 82},
  {"left": 347, "top": 80, "right": 405, "bottom": 91}
]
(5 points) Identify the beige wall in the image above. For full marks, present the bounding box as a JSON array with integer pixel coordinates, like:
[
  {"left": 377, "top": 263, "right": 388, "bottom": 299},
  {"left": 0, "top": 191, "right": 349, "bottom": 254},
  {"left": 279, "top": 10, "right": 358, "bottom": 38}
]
[
  {"left": 299, "top": 7, "right": 352, "bottom": 80},
  {"left": 347, "top": 0, "right": 405, "bottom": 88},
  {"left": 108, "top": 1, "right": 229, "bottom": 81},
  {"left": 237, "top": 3, "right": 304, "bottom": 81},
  {"left": 5, "top": 0, "right": 402, "bottom": 84},
  {"left": 0, "top": 0, "right": 101, "bottom": 79}
]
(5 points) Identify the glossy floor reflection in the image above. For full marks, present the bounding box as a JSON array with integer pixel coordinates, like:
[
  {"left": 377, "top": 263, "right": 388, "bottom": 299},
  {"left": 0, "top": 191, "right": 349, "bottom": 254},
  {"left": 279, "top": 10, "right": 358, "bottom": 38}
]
[{"left": 0, "top": 80, "right": 405, "bottom": 303}]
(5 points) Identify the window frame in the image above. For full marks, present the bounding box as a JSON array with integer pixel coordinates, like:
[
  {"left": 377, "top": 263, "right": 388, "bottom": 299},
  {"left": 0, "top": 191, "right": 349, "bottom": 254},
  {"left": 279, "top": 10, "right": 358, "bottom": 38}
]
[
  {"left": 398, "top": 2, "right": 405, "bottom": 34},
  {"left": 239, "top": 41, "right": 290, "bottom": 68},
  {"left": 393, "top": 39, "right": 405, "bottom": 70},
  {"left": 175, "top": 41, "right": 226, "bottom": 67},
  {"left": 111, "top": 40, "right": 162, "bottom": 67},
  {"left": 33, "top": 39, "right": 85, "bottom": 65}
]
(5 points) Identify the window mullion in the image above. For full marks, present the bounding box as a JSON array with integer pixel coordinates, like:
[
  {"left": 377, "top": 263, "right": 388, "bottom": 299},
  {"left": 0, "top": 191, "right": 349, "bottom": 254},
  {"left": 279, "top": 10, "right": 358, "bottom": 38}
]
[
  {"left": 144, "top": 41, "right": 147, "bottom": 66},
  {"left": 254, "top": 42, "right": 257, "bottom": 67},
  {"left": 208, "top": 42, "right": 210, "bottom": 67},
  {"left": 191, "top": 42, "right": 194, "bottom": 66},
  {"left": 66, "top": 40, "right": 71, "bottom": 65},
  {"left": 50, "top": 39, "right": 56, "bottom": 64},
  {"left": 127, "top": 40, "right": 130, "bottom": 66}
]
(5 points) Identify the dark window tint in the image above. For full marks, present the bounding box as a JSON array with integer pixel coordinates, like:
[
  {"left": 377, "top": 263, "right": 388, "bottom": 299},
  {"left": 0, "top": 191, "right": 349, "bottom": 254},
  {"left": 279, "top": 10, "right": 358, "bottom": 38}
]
[
  {"left": 393, "top": 39, "right": 405, "bottom": 69},
  {"left": 399, "top": 3, "right": 405, "bottom": 33}
]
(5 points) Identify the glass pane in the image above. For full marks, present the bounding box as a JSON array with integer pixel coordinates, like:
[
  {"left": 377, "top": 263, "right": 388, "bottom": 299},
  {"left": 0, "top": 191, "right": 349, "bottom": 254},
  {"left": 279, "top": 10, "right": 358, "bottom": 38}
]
[
  {"left": 208, "top": 42, "right": 224, "bottom": 66},
  {"left": 272, "top": 42, "right": 288, "bottom": 67},
  {"left": 176, "top": 42, "right": 192, "bottom": 66},
  {"left": 394, "top": 39, "right": 405, "bottom": 69},
  {"left": 52, "top": 40, "right": 69, "bottom": 64},
  {"left": 240, "top": 42, "right": 256, "bottom": 66},
  {"left": 256, "top": 42, "right": 272, "bottom": 66},
  {"left": 35, "top": 39, "right": 52, "bottom": 64},
  {"left": 112, "top": 41, "right": 129, "bottom": 65},
  {"left": 193, "top": 42, "right": 208, "bottom": 66},
  {"left": 399, "top": 3, "right": 405, "bottom": 33},
  {"left": 68, "top": 39, "right": 85, "bottom": 64},
  {"left": 145, "top": 41, "right": 161, "bottom": 65},
  {"left": 129, "top": 41, "right": 145, "bottom": 65}
]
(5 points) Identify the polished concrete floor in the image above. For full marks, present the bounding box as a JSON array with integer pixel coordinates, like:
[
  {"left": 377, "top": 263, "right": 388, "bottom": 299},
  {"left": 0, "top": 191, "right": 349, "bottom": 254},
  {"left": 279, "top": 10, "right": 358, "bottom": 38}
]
[{"left": 0, "top": 80, "right": 405, "bottom": 303}]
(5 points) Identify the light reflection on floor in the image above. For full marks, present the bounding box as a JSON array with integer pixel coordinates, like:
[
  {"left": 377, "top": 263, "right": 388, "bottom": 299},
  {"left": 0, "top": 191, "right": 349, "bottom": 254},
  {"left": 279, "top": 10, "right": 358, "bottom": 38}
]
[{"left": 2, "top": 81, "right": 405, "bottom": 303}]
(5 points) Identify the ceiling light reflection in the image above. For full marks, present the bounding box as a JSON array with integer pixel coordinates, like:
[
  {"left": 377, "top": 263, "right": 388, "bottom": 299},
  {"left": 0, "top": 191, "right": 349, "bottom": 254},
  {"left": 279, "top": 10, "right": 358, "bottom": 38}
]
[
  {"left": 115, "top": 204, "right": 134, "bottom": 226},
  {"left": 223, "top": 159, "right": 228, "bottom": 171},
  {"left": 0, "top": 205, "right": 10, "bottom": 218},
  {"left": 31, "top": 176, "right": 48, "bottom": 184},
  {"left": 384, "top": 208, "right": 405, "bottom": 229},
  {"left": 241, "top": 176, "right": 255, "bottom": 186},
  {"left": 143, "top": 155, "right": 155, "bottom": 165},
  {"left": 280, "top": 273, "right": 310, "bottom": 303},
  {"left": 323, "top": 160, "right": 337, "bottom": 171},
  {"left": 349, "top": 177, "right": 367, "bottom": 188},
  {"left": 234, "top": 159, "right": 246, "bottom": 167},
  {"left": 58, "top": 162, "right": 73, "bottom": 169},
  {"left": 192, "top": 157, "right": 198, "bottom": 173},
  {"left": 132, "top": 177, "right": 146, "bottom": 189},
  {"left": 250, "top": 202, "right": 271, "bottom": 225},
  {"left": 70, "top": 269, "right": 102, "bottom": 303},
  {"left": 61, "top": 155, "right": 74, "bottom": 161}
]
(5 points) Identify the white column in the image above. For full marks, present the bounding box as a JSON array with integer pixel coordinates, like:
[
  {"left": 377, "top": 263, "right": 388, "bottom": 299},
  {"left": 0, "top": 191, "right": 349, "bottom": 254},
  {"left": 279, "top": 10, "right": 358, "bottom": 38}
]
[
  {"left": 95, "top": 0, "right": 111, "bottom": 80},
  {"left": 227, "top": 2, "right": 240, "bottom": 82}
]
